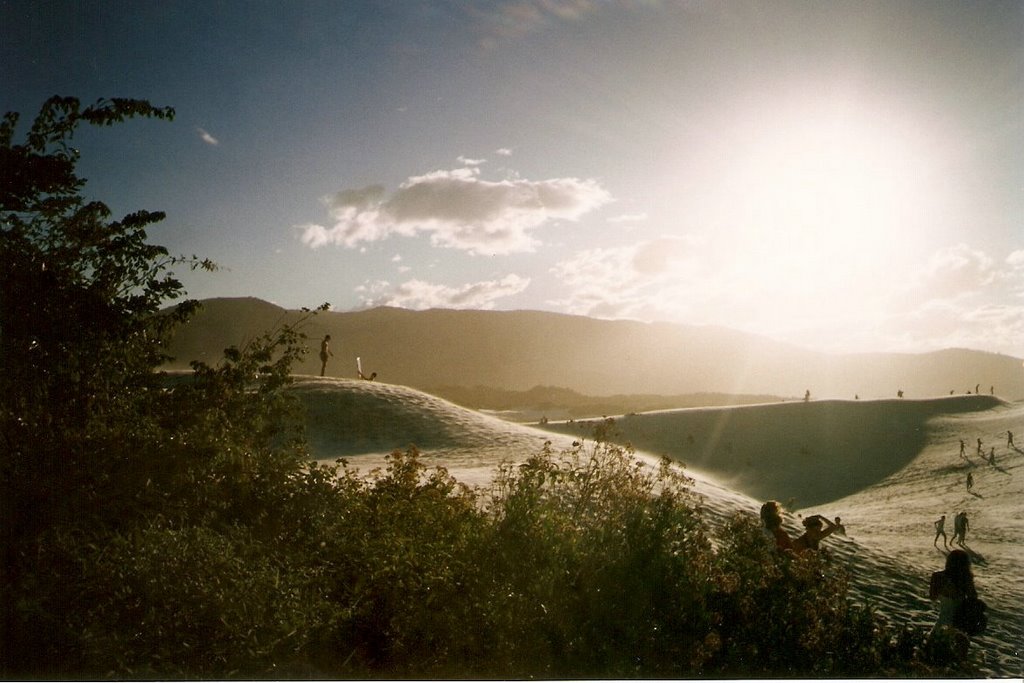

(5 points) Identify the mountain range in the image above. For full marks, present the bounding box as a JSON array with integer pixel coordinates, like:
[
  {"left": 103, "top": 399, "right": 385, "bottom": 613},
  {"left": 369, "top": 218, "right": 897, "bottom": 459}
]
[{"left": 161, "top": 297, "right": 1024, "bottom": 402}]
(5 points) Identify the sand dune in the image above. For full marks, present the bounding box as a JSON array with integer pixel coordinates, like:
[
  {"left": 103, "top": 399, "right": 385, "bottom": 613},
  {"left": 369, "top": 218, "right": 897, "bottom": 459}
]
[
  {"left": 540, "top": 395, "right": 1003, "bottom": 507},
  {"left": 291, "top": 377, "right": 1022, "bottom": 677}
]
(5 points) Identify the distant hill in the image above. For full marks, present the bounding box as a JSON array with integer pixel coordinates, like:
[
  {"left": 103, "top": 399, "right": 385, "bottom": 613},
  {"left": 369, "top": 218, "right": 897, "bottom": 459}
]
[{"left": 161, "top": 297, "right": 1024, "bottom": 401}]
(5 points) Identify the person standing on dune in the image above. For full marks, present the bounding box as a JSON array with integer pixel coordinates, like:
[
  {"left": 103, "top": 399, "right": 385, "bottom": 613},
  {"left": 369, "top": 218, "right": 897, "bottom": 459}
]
[
  {"left": 966, "top": 472, "right": 974, "bottom": 492},
  {"left": 1009, "top": 431, "right": 1015, "bottom": 448},
  {"left": 959, "top": 439, "right": 966, "bottom": 459},
  {"left": 319, "top": 334, "right": 334, "bottom": 377},
  {"left": 934, "top": 515, "right": 948, "bottom": 549}
]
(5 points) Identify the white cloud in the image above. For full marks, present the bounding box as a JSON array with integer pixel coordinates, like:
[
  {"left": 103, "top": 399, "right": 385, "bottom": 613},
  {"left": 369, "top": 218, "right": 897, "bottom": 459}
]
[
  {"left": 298, "top": 166, "right": 611, "bottom": 254},
  {"left": 549, "top": 236, "right": 702, "bottom": 319},
  {"left": 607, "top": 212, "right": 648, "bottom": 224},
  {"left": 197, "top": 128, "right": 219, "bottom": 146},
  {"left": 877, "top": 243, "right": 1024, "bottom": 356},
  {"left": 359, "top": 274, "right": 530, "bottom": 310},
  {"left": 457, "top": 155, "right": 486, "bottom": 166},
  {"left": 495, "top": 148, "right": 513, "bottom": 156}
]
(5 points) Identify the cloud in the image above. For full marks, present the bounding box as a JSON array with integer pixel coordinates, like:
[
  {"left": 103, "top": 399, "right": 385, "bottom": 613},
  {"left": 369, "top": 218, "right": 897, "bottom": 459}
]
[
  {"left": 879, "top": 244, "right": 1024, "bottom": 356},
  {"left": 549, "top": 236, "right": 702, "bottom": 319},
  {"left": 358, "top": 274, "right": 530, "bottom": 310},
  {"left": 197, "top": 128, "right": 219, "bottom": 146},
  {"left": 467, "top": 1, "right": 600, "bottom": 49},
  {"left": 607, "top": 212, "right": 648, "bottom": 224},
  {"left": 298, "top": 166, "right": 611, "bottom": 254},
  {"left": 495, "top": 148, "right": 513, "bottom": 156},
  {"left": 457, "top": 155, "right": 486, "bottom": 166}
]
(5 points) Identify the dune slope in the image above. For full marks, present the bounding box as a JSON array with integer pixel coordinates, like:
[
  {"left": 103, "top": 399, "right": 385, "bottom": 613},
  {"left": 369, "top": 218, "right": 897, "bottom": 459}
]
[{"left": 292, "top": 378, "right": 1021, "bottom": 676}]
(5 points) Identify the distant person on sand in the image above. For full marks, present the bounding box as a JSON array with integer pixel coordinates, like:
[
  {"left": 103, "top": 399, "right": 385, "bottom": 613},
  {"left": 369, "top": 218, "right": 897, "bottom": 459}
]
[
  {"left": 319, "top": 335, "right": 334, "bottom": 377},
  {"left": 1009, "top": 431, "right": 1015, "bottom": 448},
  {"left": 356, "top": 356, "right": 376, "bottom": 381},
  {"left": 933, "top": 515, "right": 948, "bottom": 549},
  {"left": 959, "top": 439, "right": 966, "bottom": 459},
  {"left": 988, "top": 447, "right": 996, "bottom": 467},
  {"left": 804, "top": 389, "right": 811, "bottom": 402},
  {"left": 952, "top": 511, "right": 969, "bottom": 547},
  {"left": 976, "top": 438, "right": 983, "bottom": 457},
  {"left": 833, "top": 516, "right": 846, "bottom": 535},
  {"left": 793, "top": 514, "right": 839, "bottom": 552},
  {"left": 966, "top": 472, "right": 974, "bottom": 492},
  {"left": 929, "top": 549, "right": 980, "bottom": 639},
  {"left": 760, "top": 500, "right": 794, "bottom": 551}
]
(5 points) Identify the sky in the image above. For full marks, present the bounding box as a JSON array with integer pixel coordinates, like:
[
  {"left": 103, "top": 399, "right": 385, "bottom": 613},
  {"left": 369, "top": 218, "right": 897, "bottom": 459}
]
[{"left": 3, "top": 0, "right": 1023, "bottom": 357}]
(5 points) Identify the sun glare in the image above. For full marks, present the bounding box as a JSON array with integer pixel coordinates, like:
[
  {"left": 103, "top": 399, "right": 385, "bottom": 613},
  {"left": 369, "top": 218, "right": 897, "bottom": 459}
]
[{"left": 691, "top": 95, "right": 940, "bottom": 330}]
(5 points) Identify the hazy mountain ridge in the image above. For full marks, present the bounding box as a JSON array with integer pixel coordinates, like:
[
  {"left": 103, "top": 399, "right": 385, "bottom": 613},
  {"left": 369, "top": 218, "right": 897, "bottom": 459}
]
[{"left": 162, "top": 297, "right": 1024, "bottom": 401}]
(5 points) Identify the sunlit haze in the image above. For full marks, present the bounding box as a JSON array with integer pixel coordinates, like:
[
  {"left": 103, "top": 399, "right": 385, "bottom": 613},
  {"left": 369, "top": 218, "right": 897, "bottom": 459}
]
[{"left": 3, "top": 1, "right": 1021, "bottom": 356}]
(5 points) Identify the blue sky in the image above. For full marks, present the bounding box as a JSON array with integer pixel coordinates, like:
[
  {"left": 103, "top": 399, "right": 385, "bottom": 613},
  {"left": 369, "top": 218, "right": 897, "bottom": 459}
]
[{"left": 3, "top": 0, "right": 1022, "bottom": 356}]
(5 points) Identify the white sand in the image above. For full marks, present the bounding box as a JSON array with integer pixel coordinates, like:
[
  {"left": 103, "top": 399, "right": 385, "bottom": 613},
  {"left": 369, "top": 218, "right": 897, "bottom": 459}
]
[{"left": 292, "top": 377, "right": 1023, "bottom": 677}]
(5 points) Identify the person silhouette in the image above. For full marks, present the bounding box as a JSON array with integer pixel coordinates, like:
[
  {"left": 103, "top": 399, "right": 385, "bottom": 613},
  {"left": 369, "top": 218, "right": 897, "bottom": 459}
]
[
  {"left": 929, "top": 549, "right": 979, "bottom": 640},
  {"left": 793, "top": 514, "right": 839, "bottom": 552},
  {"left": 760, "top": 501, "right": 794, "bottom": 551},
  {"left": 988, "top": 447, "right": 996, "bottom": 467},
  {"left": 319, "top": 334, "right": 334, "bottom": 376},
  {"left": 966, "top": 472, "right": 974, "bottom": 492},
  {"left": 833, "top": 516, "right": 847, "bottom": 535},
  {"left": 953, "top": 511, "right": 970, "bottom": 547},
  {"left": 959, "top": 439, "right": 966, "bottom": 459},
  {"left": 976, "top": 438, "right": 983, "bottom": 457},
  {"left": 933, "top": 514, "right": 948, "bottom": 549},
  {"left": 1009, "top": 431, "right": 1015, "bottom": 448}
]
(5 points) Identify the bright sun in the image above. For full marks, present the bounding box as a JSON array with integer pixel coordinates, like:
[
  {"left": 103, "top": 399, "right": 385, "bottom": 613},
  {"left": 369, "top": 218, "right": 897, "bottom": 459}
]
[{"left": 703, "top": 96, "right": 938, "bottom": 320}]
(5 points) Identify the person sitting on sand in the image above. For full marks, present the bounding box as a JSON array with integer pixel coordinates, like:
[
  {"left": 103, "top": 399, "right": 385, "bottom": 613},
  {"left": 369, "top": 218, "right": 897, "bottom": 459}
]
[
  {"left": 793, "top": 514, "right": 839, "bottom": 552},
  {"left": 929, "top": 549, "right": 978, "bottom": 634},
  {"left": 760, "top": 500, "right": 794, "bottom": 551},
  {"left": 355, "top": 356, "right": 377, "bottom": 381},
  {"left": 833, "top": 516, "right": 846, "bottom": 535}
]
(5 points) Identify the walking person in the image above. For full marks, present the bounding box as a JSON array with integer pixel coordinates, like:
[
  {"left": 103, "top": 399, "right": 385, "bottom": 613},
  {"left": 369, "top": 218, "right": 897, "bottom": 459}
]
[
  {"left": 933, "top": 515, "right": 948, "bottom": 549},
  {"left": 976, "top": 438, "right": 983, "bottom": 457},
  {"left": 966, "top": 472, "right": 974, "bottom": 492},
  {"left": 953, "top": 512, "right": 970, "bottom": 547},
  {"left": 319, "top": 334, "right": 334, "bottom": 377},
  {"left": 1009, "top": 430, "right": 1015, "bottom": 448},
  {"left": 959, "top": 439, "right": 966, "bottom": 460}
]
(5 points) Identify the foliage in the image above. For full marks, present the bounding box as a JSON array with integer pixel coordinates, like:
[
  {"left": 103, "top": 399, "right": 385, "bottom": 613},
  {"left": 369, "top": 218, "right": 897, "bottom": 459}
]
[{"left": 1, "top": 98, "right": 983, "bottom": 679}]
